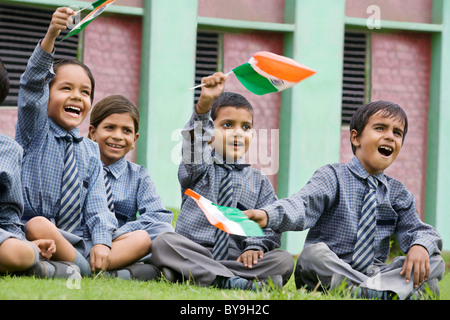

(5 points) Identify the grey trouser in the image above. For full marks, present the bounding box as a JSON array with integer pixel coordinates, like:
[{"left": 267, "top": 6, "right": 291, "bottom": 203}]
[
  {"left": 295, "top": 242, "right": 446, "bottom": 300},
  {"left": 149, "top": 232, "right": 294, "bottom": 286}
]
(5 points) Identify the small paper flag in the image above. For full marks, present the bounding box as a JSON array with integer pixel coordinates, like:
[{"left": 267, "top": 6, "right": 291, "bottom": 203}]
[
  {"left": 185, "top": 189, "right": 264, "bottom": 237},
  {"left": 61, "top": 0, "right": 116, "bottom": 41},
  {"left": 232, "top": 51, "right": 316, "bottom": 95}
]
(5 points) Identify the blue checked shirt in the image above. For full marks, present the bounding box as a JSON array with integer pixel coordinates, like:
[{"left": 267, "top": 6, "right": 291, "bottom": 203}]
[
  {"left": 0, "top": 135, "right": 26, "bottom": 239},
  {"left": 176, "top": 110, "right": 281, "bottom": 254},
  {"left": 263, "top": 156, "right": 443, "bottom": 263},
  {"left": 15, "top": 42, "right": 118, "bottom": 247},
  {"left": 104, "top": 157, "right": 174, "bottom": 240}
]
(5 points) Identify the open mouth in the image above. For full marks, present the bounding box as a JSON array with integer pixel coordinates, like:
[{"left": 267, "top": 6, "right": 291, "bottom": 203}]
[
  {"left": 107, "top": 143, "right": 124, "bottom": 150},
  {"left": 64, "top": 105, "right": 81, "bottom": 117},
  {"left": 378, "top": 145, "right": 393, "bottom": 157},
  {"left": 230, "top": 141, "right": 244, "bottom": 148}
]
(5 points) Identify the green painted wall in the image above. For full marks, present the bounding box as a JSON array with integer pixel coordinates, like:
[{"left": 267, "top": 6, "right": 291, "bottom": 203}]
[
  {"left": 426, "top": 0, "right": 450, "bottom": 250},
  {"left": 279, "top": 0, "right": 346, "bottom": 254},
  {"left": 138, "top": 0, "right": 198, "bottom": 208}
]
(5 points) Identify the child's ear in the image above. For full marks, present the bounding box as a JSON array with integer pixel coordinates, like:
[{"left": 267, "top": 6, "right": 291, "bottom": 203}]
[
  {"left": 350, "top": 129, "right": 361, "bottom": 149},
  {"left": 88, "top": 125, "right": 97, "bottom": 141}
]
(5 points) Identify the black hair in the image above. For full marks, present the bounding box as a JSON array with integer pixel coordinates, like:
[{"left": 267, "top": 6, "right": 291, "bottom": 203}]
[
  {"left": 349, "top": 100, "right": 408, "bottom": 154},
  {"left": 0, "top": 58, "right": 10, "bottom": 104},
  {"left": 211, "top": 92, "right": 253, "bottom": 123},
  {"left": 51, "top": 59, "right": 95, "bottom": 102}
]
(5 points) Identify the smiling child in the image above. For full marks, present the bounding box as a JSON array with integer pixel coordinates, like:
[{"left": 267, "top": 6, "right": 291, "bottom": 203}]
[
  {"left": 149, "top": 72, "right": 293, "bottom": 291},
  {"left": 245, "top": 100, "right": 445, "bottom": 300}
]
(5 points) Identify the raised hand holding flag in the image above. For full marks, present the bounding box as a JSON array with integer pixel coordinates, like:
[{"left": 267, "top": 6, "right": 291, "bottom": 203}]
[
  {"left": 190, "top": 51, "right": 316, "bottom": 95},
  {"left": 61, "top": 0, "right": 116, "bottom": 41}
]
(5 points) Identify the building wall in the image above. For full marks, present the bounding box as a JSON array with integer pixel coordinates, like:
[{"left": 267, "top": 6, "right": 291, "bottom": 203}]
[
  {"left": 345, "top": 0, "right": 433, "bottom": 23},
  {"left": 198, "top": 0, "right": 285, "bottom": 23}
]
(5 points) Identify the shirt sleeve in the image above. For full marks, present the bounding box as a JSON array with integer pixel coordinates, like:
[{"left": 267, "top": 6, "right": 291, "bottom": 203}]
[
  {"left": 262, "top": 164, "right": 339, "bottom": 233},
  {"left": 0, "top": 135, "right": 26, "bottom": 238},
  {"left": 16, "top": 41, "right": 54, "bottom": 151},
  {"left": 114, "top": 166, "right": 174, "bottom": 240},
  {"left": 392, "top": 183, "right": 443, "bottom": 256},
  {"left": 83, "top": 156, "right": 118, "bottom": 247},
  {"left": 237, "top": 174, "right": 281, "bottom": 253},
  {"left": 179, "top": 110, "right": 214, "bottom": 189}
]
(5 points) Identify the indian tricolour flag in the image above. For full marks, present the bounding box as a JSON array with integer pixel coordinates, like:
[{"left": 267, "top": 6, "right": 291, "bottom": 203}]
[
  {"left": 185, "top": 189, "right": 264, "bottom": 237},
  {"left": 232, "top": 51, "right": 316, "bottom": 95},
  {"left": 61, "top": 0, "right": 116, "bottom": 41}
]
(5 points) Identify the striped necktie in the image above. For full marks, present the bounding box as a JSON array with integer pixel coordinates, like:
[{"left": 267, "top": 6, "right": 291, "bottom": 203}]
[
  {"left": 351, "top": 175, "right": 378, "bottom": 274},
  {"left": 211, "top": 164, "right": 234, "bottom": 261},
  {"left": 57, "top": 134, "right": 81, "bottom": 232},
  {"left": 103, "top": 166, "right": 115, "bottom": 213}
]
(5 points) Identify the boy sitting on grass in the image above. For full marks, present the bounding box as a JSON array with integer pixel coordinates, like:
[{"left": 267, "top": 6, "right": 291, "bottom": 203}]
[
  {"left": 150, "top": 72, "right": 293, "bottom": 290},
  {"left": 246, "top": 101, "right": 445, "bottom": 299}
]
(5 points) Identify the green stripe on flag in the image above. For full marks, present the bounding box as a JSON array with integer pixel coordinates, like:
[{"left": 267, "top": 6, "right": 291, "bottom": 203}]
[
  {"left": 232, "top": 63, "right": 278, "bottom": 95},
  {"left": 215, "top": 205, "right": 264, "bottom": 237}
]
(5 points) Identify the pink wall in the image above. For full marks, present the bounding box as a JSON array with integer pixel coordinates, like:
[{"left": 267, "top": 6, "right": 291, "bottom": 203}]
[
  {"left": 340, "top": 31, "right": 431, "bottom": 218},
  {"left": 198, "top": 0, "right": 285, "bottom": 23},
  {"left": 223, "top": 32, "right": 284, "bottom": 191},
  {"left": 345, "top": 0, "right": 433, "bottom": 23}
]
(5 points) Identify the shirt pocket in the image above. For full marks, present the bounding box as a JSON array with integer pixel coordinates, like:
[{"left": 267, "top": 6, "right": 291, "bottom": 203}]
[{"left": 375, "top": 211, "right": 398, "bottom": 251}]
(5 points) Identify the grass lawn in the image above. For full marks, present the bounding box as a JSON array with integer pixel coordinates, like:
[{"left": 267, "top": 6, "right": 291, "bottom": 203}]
[
  {"left": 0, "top": 253, "right": 449, "bottom": 301},
  {"left": 2, "top": 210, "right": 449, "bottom": 302}
]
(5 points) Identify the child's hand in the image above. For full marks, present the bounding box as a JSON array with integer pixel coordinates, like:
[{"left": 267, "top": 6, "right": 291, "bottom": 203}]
[
  {"left": 195, "top": 72, "right": 227, "bottom": 114},
  {"left": 90, "top": 244, "right": 111, "bottom": 272},
  {"left": 237, "top": 250, "right": 264, "bottom": 269},
  {"left": 32, "top": 239, "right": 56, "bottom": 260},
  {"left": 400, "top": 244, "right": 430, "bottom": 288},
  {"left": 41, "top": 7, "right": 76, "bottom": 53},
  {"left": 244, "top": 209, "right": 268, "bottom": 228}
]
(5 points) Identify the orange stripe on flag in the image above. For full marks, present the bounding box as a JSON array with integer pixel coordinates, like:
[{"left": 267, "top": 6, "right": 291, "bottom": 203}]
[
  {"left": 253, "top": 51, "right": 316, "bottom": 83},
  {"left": 185, "top": 188, "right": 201, "bottom": 200}
]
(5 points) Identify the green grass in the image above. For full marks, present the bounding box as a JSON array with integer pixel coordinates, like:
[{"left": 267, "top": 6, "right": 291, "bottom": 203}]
[
  {"left": 0, "top": 273, "right": 348, "bottom": 300},
  {"left": 1, "top": 257, "right": 449, "bottom": 300},
  {"left": 2, "top": 209, "right": 448, "bottom": 300}
]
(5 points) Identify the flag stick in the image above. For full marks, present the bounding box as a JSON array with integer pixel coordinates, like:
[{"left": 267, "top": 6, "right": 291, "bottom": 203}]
[
  {"left": 189, "top": 71, "right": 234, "bottom": 90},
  {"left": 74, "top": 4, "right": 92, "bottom": 14}
]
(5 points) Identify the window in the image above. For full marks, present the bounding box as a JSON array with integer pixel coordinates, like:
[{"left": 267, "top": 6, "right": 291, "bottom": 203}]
[
  {"left": 0, "top": 3, "right": 79, "bottom": 107},
  {"left": 193, "top": 31, "right": 222, "bottom": 105},
  {"left": 341, "top": 32, "right": 371, "bottom": 125}
]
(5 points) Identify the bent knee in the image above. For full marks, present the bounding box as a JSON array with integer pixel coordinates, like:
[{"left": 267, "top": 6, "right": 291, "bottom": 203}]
[
  {"left": 26, "top": 216, "right": 54, "bottom": 239},
  {"left": 0, "top": 239, "right": 36, "bottom": 271},
  {"left": 298, "top": 242, "right": 333, "bottom": 266}
]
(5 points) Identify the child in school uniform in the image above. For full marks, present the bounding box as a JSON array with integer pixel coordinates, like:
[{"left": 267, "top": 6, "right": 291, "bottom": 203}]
[
  {"left": 0, "top": 132, "right": 66, "bottom": 276},
  {"left": 150, "top": 73, "right": 294, "bottom": 290},
  {"left": 88, "top": 95, "right": 174, "bottom": 279},
  {"left": 16, "top": 7, "right": 149, "bottom": 278},
  {"left": 246, "top": 100, "right": 445, "bottom": 299},
  {"left": 1, "top": 61, "right": 75, "bottom": 278}
]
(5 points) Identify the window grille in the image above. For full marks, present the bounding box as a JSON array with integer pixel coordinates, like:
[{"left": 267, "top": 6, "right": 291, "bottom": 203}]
[
  {"left": 341, "top": 32, "right": 370, "bottom": 125},
  {"left": 0, "top": 3, "right": 79, "bottom": 107},
  {"left": 193, "top": 32, "right": 221, "bottom": 105}
]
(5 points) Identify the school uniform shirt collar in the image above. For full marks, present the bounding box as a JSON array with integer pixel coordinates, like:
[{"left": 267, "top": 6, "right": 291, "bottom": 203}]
[
  {"left": 49, "top": 118, "right": 83, "bottom": 143},
  {"left": 103, "top": 157, "right": 127, "bottom": 180},
  {"left": 348, "top": 156, "right": 387, "bottom": 187}
]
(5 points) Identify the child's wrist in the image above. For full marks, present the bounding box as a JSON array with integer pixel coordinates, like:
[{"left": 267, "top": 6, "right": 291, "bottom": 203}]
[{"left": 195, "top": 97, "right": 213, "bottom": 114}]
